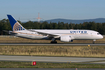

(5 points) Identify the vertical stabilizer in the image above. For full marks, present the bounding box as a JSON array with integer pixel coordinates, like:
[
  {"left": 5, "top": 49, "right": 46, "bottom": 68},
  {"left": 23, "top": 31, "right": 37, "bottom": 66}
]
[{"left": 7, "top": 15, "right": 25, "bottom": 31}]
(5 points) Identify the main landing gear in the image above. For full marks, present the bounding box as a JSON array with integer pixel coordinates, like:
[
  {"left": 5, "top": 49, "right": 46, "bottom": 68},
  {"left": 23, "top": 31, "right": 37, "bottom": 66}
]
[
  {"left": 50, "top": 38, "right": 57, "bottom": 43},
  {"left": 50, "top": 40, "right": 57, "bottom": 43}
]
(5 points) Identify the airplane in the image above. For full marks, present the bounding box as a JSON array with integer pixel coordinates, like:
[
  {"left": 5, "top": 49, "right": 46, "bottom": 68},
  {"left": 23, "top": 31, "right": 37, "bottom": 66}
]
[{"left": 7, "top": 15, "right": 103, "bottom": 43}]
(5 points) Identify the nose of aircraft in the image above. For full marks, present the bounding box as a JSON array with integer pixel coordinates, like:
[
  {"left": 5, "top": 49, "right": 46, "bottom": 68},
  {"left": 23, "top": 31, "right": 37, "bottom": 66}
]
[{"left": 100, "top": 35, "right": 103, "bottom": 39}]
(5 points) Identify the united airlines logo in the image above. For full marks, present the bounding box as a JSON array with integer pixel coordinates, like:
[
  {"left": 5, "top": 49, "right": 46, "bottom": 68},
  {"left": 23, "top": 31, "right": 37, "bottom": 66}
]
[
  {"left": 70, "top": 31, "right": 87, "bottom": 34},
  {"left": 13, "top": 22, "right": 25, "bottom": 31}
]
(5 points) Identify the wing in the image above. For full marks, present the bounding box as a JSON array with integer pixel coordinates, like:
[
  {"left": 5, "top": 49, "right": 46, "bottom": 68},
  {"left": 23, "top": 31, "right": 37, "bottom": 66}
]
[{"left": 28, "top": 29, "right": 60, "bottom": 38}]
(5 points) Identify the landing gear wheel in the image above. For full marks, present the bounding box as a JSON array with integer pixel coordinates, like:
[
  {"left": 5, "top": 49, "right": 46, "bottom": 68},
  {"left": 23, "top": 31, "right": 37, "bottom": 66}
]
[
  {"left": 50, "top": 41, "right": 57, "bottom": 44},
  {"left": 93, "top": 39, "right": 96, "bottom": 44}
]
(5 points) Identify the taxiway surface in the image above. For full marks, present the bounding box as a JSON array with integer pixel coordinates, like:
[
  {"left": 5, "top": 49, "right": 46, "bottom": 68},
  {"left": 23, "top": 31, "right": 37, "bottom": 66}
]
[
  {"left": 0, "top": 43, "right": 105, "bottom": 46},
  {"left": 0, "top": 55, "right": 105, "bottom": 63}
]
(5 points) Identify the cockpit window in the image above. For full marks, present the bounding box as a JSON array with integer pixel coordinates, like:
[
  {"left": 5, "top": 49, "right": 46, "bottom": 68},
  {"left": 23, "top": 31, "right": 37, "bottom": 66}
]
[{"left": 97, "top": 33, "right": 100, "bottom": 35}]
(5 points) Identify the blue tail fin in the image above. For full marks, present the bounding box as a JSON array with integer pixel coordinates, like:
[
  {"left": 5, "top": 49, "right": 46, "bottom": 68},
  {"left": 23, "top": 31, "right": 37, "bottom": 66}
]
[{"left": 7, "top": 15, "right": 25, "bottom": 31}]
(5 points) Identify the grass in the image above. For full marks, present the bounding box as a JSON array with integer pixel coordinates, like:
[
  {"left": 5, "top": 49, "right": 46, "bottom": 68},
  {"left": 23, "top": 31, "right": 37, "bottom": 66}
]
[
  {"left": 0, "top": 36, "right": 105, "bottom": 43},
  {"left": 0, "top": 36, "right": 105, "bottom": 57},
  {"left": 0, "top": 45, "right": 105, "bottom": 57},
  {"left": 0, "top": 36, "right": 105, "bottom": 68},
  {"left": 0, "top": 61, "right": 105, "bottom": 68}
]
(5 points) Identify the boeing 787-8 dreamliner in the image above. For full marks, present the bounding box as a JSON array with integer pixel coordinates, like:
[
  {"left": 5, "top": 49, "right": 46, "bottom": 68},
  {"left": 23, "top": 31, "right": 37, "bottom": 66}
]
[{"left": 7, "top": 15, "right": 103, "bottom": 43}]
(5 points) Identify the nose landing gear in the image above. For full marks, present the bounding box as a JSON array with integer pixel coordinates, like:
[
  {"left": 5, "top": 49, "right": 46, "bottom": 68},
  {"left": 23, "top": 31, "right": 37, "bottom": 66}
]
[{"left": 93, "top": 39, "right": 96, "bottom": 44}]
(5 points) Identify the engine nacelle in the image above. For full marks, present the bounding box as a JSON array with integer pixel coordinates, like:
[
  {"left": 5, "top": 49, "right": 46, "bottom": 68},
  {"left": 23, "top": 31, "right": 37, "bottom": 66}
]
[{"left": 60, "top": 35, "right": 73, "bottom": 42}]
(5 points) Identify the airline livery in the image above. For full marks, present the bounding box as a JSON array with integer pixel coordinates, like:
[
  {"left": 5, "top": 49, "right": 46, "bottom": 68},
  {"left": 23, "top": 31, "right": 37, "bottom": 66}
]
[{"left": 7, "top": 15, "right": 103, "bottom": 43}]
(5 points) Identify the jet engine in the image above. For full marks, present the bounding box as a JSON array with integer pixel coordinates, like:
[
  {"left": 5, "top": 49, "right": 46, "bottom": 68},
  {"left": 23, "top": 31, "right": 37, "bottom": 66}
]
[{"left": 60, "top": 35, "right": 73, "bottom": 42}]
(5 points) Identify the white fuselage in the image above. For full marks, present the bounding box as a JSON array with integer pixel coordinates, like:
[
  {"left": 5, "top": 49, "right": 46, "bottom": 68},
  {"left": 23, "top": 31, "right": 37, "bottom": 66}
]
[
  {"left": 13, "top": 29, "right": 103, "bottom": 40},
  {"left": 7, "top": 15, "right": 103, "bottom": 43}
]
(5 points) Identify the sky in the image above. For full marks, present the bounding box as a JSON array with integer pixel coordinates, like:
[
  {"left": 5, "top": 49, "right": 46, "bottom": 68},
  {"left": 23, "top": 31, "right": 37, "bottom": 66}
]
[{"left": 0, "top": 0, "right": 105, "bottom": 22}]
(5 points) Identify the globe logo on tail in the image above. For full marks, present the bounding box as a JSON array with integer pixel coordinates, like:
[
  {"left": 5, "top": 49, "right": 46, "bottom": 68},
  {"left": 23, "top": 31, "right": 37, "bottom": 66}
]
[{"left": 13, "top": 22, "right": 25, "bottom": 31}]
